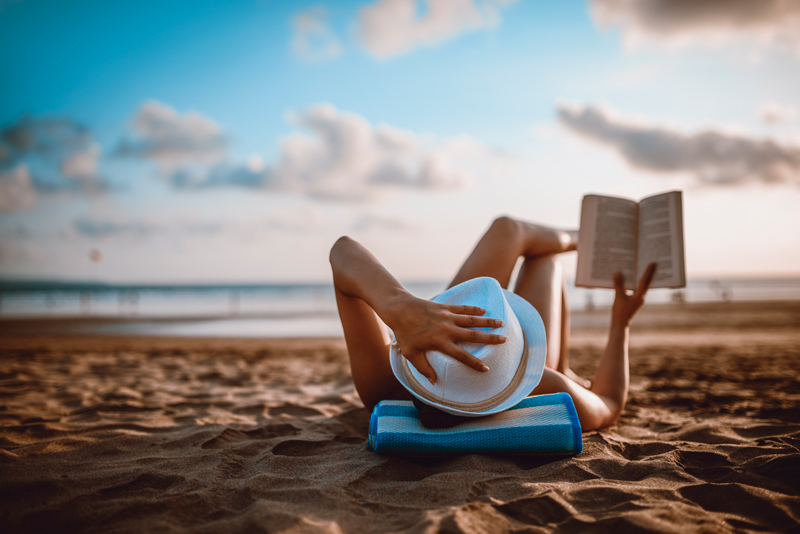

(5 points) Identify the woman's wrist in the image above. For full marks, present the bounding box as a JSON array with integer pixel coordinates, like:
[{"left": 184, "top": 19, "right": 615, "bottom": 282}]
[
  {"left": 371, "top": 286, "right": 414, "bottom": 328},
  {"left": 608, "top": 319, "right": 631, "bottom": 338}
]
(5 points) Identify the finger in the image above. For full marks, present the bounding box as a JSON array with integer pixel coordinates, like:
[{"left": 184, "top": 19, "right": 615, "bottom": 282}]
[
  {"left": 635, "top": 263, "right": 657, "bottom": 298},
  {"left": 456, "top": 327, "right": 507, "bottom": 345},
  {"left": 442, "top": 342, "right": 489, "bottom": 372},
  {"left": 452, "top": 314, "right": 504, "bottom": 328},
  {"left": 445, "top": 304, "right": 486, "bottom": 316},
  {"left": 613, "top": 271, "right": 625, "bottom": 296},
  {"left": 407, "top": 350, "right": 438, "bottom": 385}
]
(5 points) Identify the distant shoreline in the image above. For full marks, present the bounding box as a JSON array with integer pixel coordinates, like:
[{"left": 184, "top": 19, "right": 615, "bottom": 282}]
[
  {"left": 3, "top": 300, "right": 798, "bottom": 344},
  {"left": 2, "top": 276, "right": 799, "bottom": 292}
]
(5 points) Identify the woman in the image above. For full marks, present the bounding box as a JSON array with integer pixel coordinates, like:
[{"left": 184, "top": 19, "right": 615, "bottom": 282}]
[{"left": 329, "top": 216, "right": 656, "bottom": 431}]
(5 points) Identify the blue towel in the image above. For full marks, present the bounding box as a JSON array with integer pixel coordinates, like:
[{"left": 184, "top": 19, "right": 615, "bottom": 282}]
[{"left": 368, "top": 392, "right": 583, "bottom": 456}]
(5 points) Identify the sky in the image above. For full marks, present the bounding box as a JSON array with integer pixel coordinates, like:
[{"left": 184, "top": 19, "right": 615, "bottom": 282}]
[{"left": 1, "top": 0, "right": 799, "bottom": 284}]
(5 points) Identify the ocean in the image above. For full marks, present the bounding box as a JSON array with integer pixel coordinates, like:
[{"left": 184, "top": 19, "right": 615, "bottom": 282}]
[{"left": 2, "top": 278, "right": 799, "bottom": 338}]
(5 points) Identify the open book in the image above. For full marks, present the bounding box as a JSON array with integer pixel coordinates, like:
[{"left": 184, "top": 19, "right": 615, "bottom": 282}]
[{"left": 576, "top": 190, "right": 686, "bottom": 290}]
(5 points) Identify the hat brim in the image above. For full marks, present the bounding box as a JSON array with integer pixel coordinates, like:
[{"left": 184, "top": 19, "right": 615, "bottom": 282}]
[{"left": 389, "top": 288, "right": 547, "bottom": 417}]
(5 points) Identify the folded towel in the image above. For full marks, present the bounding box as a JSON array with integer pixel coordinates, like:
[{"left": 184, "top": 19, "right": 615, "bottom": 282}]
[{"left": 368, "top": 392, "right": 583, "bottom": 456}]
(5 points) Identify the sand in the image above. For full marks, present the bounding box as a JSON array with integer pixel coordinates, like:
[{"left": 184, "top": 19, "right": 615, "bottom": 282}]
[{"left": 1, "top": 301, "right": 799, "bottom": 533}]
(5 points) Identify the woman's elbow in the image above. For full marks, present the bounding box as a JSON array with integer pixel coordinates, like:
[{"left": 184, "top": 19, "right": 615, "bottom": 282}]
[{"left": 578, "top": 400, "right": 622, "bottom": 431}]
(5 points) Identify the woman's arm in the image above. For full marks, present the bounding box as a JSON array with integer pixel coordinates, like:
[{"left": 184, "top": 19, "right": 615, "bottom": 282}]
[
  {"left": 330, "top": 236, "right": 506, "bottom": 385},
  {"left": 533, "top": 264, "right": 656, "bottom": 430}
]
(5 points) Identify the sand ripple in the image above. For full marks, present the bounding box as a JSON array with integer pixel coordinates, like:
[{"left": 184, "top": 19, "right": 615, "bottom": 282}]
[{"left": 1, "top": 336, "right": 799, "bottom": 533}]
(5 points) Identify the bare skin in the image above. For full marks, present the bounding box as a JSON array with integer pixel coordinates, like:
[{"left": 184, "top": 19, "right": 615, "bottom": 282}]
[
  {"left": 329, "top": 216, "right": 656, "bottom": 430},
  {"left": 449, "top": 217, "right": 587, "bottom": 385}
]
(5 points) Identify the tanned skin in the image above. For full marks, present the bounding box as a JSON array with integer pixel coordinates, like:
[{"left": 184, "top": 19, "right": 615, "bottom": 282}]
[{"left": 330, "top": 216, "right": 656, "bottom": 430}]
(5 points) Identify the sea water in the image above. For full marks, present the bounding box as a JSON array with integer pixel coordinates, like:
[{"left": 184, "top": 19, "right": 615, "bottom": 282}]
[{"left": 1, "top": 278, "right": 799, "bottom": 338}]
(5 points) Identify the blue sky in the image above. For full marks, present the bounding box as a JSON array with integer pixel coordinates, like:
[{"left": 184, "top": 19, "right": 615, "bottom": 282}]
[{"left": 1, "top": 0, "right": 799, "bottom": 283}]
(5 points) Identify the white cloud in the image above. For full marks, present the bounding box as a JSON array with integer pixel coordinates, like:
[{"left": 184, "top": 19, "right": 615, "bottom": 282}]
[
  {"left": 260, "top": 204, "right": 326, "bottom": 233},
  {"left": 0, "top": 164, "right": 37, "bottom": 211},
  {"left": 73, "top": 218, "right": 158, "bottom": 238},
  {"left": 557, "top": 102, "right": 800, "bottom": 186},
  {"left": 0, "top": 239, "right": 46, "bottom": 263},
  {"left": 174, "top": 104, "right": 495, "bottom": 201},
  {"left": 353, "top": 214, "right": 419, "bottom": 232},
  {"left": 117, "top": 100, "right": 227, "bottom": 170},
  {"left": 71, "top": 217, "right": 231, "bottom": 239},
  {"left": 590, "top": 0, "right": 800, "bottom": 57},
  {"left": 60, "top": 143, "right": 101, "bottom": 181},
  {"left": 357, "top": 0, "right": 517, "bottom": 59},
  {"left": 246, "top": 154, "right": 265, "bottom": 173},
  {"left": 759, "top": 102, "right": 798, "bottom": 124},
  {"left": 0, "top": 115, "right": 107, "bottom": 194},
  {"left": 292, "top": 7, "right": 342, "bottom": 61},
  {"left": 0, "top": 116, "right": 92, "bottom": 161},
  {"left": 70, "top": 207, "right": 326, "bottom": 241}
]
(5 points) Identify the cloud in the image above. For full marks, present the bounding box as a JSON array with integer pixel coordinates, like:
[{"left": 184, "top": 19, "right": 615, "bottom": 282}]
[
  {"left": 759, "top": 102, "right": 798, "bottom": 124},
  {"left": 0, "top": 239, "right": 46, "bottom": 263},
  {"left": 353, "top": 214, "right": 419, "bottom": 232},
  {"left": 590, "top": 0, "right": 800, "bottom": 56},
  {"left": 0, "top": 115, "right": 107, "bottom": 194},
  {"left": 71, "top": 217, "right": 227, "bottom": 239},
  {"left": 60, "top": 143, "right": 101, "bottom": 181},
  {"left": 171, "top": 163, "right": 268, "bottom": 190},
  {"left": 357, "top": 0, "right": 517, "bottom": 59},
  {"left": 117, "top": 100, "right": 227, "bottom": 170},
  {"left": 70, "top": 211, "right": 323, "bottom": 240},
  {"left": 0, "top": 115, "right": 92, "bottom": 161},
  {"left": 259, "top": 205, "right": 326, "bottom": 233},
  {"left": 0, "top": 222, "right": 28, "bottom": 240},
  {"left": 557, "top": 102, "right": 800, "bottom": 186},
  {"left": 73, "top": 219, "right": 157, "bottom": 238},
  {"left": 173, "top": 104, "right": 492, "bottom": 201},
  {"left": 292, "top": 7, "right": 342, "bottom": 61},
  {"left": 0, "top": 164, "right": 37, "bottom": 211}
]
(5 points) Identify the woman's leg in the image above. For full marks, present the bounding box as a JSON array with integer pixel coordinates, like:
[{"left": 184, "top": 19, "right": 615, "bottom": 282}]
[
  {"left": 450, "top": 216, "right": 580, "bottom": 376},
  {"left": 513, "top": 255, "right": 563, "bottom": 369},
  {"left": 559, "top": 278, "right": 573, "bottom": 376},
  {"left": 513, "top": 255, "right": 591, "bottom": 386},
  {"left": 449, "top": 216, "right": 575, "bottom": 289}
]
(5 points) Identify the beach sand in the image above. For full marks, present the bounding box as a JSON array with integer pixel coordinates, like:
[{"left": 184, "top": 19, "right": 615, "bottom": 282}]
[{"left": 1, "top": 301, "right": 799, "bottom": 533}]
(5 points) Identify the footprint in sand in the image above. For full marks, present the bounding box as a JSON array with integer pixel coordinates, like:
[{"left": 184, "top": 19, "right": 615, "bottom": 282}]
[
  {"left": 202, "top": 424, "right": 301, "bottom": 449},
  {"left": 271, "top": 436, "right": 363, "bottom": 457},
  {"left": 267, "top": 404, "right": 325, "bottom": 418}
]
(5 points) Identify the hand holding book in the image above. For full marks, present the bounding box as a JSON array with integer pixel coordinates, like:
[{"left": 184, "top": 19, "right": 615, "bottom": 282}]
[{"left": 612, "top": 263, "right": 657, "bottom": 328}]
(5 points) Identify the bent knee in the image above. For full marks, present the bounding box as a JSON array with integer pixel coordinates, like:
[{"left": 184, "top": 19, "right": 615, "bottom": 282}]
[
  {"left": 329, "top": 235, "right": 353, "bottom": 264},
  {"left": 488, "top": 216, "right": 523, "bottom": 242},
  {"left": 331, "top": 235, "right": 354, "bottom": 250}
]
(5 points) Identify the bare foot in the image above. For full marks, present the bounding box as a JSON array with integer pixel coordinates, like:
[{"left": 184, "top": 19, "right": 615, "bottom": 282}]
[
  {"left": 563, "top": 367, "right": 591, "bottom": 389},
  {"left": 552, "top": 228, "right": 578, "bottom": 253},
  {"left": 520, "top": 222, "right": 578, "bottom": 257},
  {"left": 564, "top": 229, "right": 578, "bottom": 251}
]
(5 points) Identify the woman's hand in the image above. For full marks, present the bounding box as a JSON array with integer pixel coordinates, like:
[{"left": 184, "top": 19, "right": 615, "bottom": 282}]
[
  {"left": 380, "top": 292, "right": 506, "bottom": 385},
  {"left": 611, "top": 263, "right": 656, "bottom": 328}
]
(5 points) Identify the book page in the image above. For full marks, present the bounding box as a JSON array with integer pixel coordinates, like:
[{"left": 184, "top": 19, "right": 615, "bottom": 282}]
[
  {"left": 576, "top": 195, "right": 637, "bottom": 289},
  {"left": 636, "top": 191, "right": 686, "bottom": 288}
]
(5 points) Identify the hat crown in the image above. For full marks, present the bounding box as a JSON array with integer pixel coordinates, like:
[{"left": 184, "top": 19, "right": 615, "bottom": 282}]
[{"left": 401, "top": 277, "right": 527, "bottom": 407}]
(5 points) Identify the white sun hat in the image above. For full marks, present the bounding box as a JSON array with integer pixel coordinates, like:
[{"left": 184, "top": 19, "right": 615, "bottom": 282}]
[{"left": 389, "top": 276, "right": 548, "bottom": 417}]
